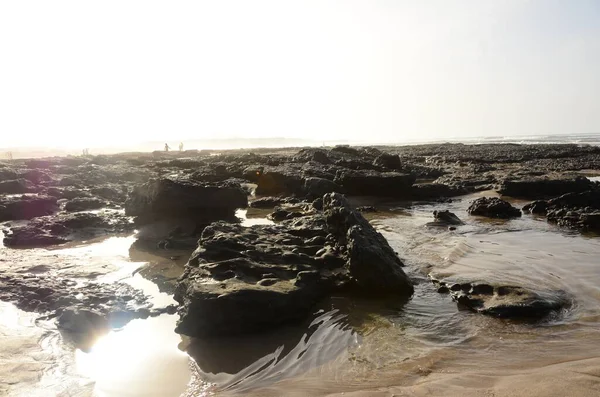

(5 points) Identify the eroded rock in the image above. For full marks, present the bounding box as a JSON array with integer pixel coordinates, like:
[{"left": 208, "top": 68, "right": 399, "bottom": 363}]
[
  {"left": 174, "top": 193, "right": 413, "bottom": 337},
  {"left": 430, "top": 278, "right": 570, "bottom": 320}
]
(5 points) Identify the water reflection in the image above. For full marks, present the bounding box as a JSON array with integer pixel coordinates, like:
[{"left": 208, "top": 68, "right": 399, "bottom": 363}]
[
  {"left": 187, "top": 309, "right": 358, "bottom": 394},
  {"left": 76, "top": 315, "right": 195, "bottom": 397}
]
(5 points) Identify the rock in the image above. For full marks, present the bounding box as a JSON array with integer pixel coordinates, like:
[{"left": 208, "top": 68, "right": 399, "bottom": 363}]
[
  {"left": 249, "top": 197, "right": 287, "bottom": 208},
  {"left": 254, "top": 167, "right": 303, "bottom": 196},
  {"left": 430, "top": 278, "right": 570, "bottom": 320},
  {"left": 373, "top": 153, "right": 402, "bottom": 170},
  {"left": 0, "top": 179, "right": 36, "bottom": 194},
  {"left": 57, "top": 308, "right": 109, "bottom": 335},
  {"left": 334, "top": 170, "right": 416, "bottom": 197},
  {"left": 3, "top": 211, "right": 134, "bottom": 247},
  {"left": 302, "top": 177, "right": 342, "bottom": 198},
  {"left": 0, "top": 167, "right": 18, "bottom": 181},
  {"left": 45, "top": 187, "right": 92, "bottom": 200},
  {"left": 432, "top": 210, "right": 464, "bottom": 226},
  {"left": 499, "top": 177, "right": 593, "bottom": 199},
  {"left": 356, "top": 206, "right": 378, "bottom": 213},
  {"left": 522, "top": 190, "right": 600, "bottom": 232},
  {"left": 64, "top": 197, "right": 107, "bottom": 212},
  {"left": 0, "top": 194, "right": 58, "bottom": 221},
  {"left": 124, "top": 178, "right": 248, "bottom": 249},
  {"left": 411, "top": 183, "right": 468, "bottom": 200},
  {"left": 125, "top": 178, "right": 248, "bottom": 223},
  {"left": 174, "top": 192, "right": 413, "bottom": 337},
  {"left": 467, "top": 197, "right": 521, "bottom": 219},
  {"left": 90, "top": 186, "right": 127, "bottom": 203}
]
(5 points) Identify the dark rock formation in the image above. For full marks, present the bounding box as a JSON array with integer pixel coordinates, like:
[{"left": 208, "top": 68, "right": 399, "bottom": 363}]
[
  {"left": 249, "top": 197, "right": 288, "bottom": 208},
  {"left": 499, "top": 176, "right": 593, "bottom": 199},
  {"left": 334, "top": 170, "right": 415, "bottom": 197},
  {"left": 411, "top": 183, "right": 468, "bottom": 200},
  {"left": 0, "top": 194, "right": 58, "bottom": 221},
  {"left": 64, "top": 197, "right": 107, "bottom": 212},
  {"left": 373, "top": 153, "right": 402, "bottom": 170},
  {"left": 3, "top": 211, "right": 134, "bottom": 247},
  {"left": 125, "top": 178, "right": 248, "bottom": 249},
  {"left": 431, "top": 210, "right": 464, "bottom": 226},
  {"left": 523, "top": 190, "right": 600, "bottom": 232},
  {"left": 125, "top": 178, "right": 248, "bottom": 222},
  {"left": 174, "top": 193, "right": 413, "bottom": 337},
  {"left": 467, "top": 197, "right": 521, "bottom": 219},
  {"left": 303, "top": 177, "right": 342, "bottom": 198},
  {"left": 430, "top": 278, "right": 570, "bottom": 320}
]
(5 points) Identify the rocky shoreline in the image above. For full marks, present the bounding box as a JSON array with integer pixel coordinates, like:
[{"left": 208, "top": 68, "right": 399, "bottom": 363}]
[{"left": 1, "top": 143, "right": 599, "bottom": 350}]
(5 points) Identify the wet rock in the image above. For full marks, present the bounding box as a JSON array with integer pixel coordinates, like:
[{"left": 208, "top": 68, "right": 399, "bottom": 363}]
[
  {"left": 0, "top": 194, "right": 58, "bottom": 221},
  {"left": 522, "top": 190, "right": 600, "bottom": 232},
  {"left": 90, "top": 186, "right": 128, "bottom": 203},
  {"left": 64, "top": 197, "right": 107, "bottom": 212},
  {"left": 0, "top": 179, "right": 36, "bottom": 194},
  {"left": 3, "top": 211, "right": 134, "bottom": 247},
  {"left": 249, "top": 197, "right": 287, "bottom": 208},
  {"left": 356, "top": 206, "right": 378, "bottom": 213},
  {"left": 499, "top": 176, "right": 593, "bottom": 199},
  {"left": 45, "top": 187, "right": 92, "bottom": 200},
  {"left": 467, "top": 197, "right": 521, "bottom": 219},
  {"left": 0, "top": 270, "right": 165, "bottom": 349},
  {"left": 334, "top": 170, "right": 416, "bottom": 197},
  {"left": 174, "top": 192, "right": 413, "bottom": 337},
  {"left": 125, "top": 178, "right": 248, "bottom": 247},
  {"left": 430, "top": 278, "right": 570, "bottom": 320},
  {"left": 432, "top": 210, "right": 464, "bottom": 226}
]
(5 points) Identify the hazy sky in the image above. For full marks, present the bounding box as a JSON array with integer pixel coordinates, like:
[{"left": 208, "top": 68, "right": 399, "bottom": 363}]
[{"left": 1, "top": 0, "right": 599, "bottom": 148}]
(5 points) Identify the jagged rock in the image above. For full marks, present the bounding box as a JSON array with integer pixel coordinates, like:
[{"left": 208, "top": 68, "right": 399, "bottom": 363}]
[
  {"left": 64, "top": 197, "right": 107, "bottom": 212},
  {"left": 467, "top": 197, "right": 521, "bottom": 219},
  {"left": 334, "top": 170, "right": 415, "bottom": 197},
  {"left": 499, "top": 176, "right": 593, "bottom": 199},
  {"left": 174, "top": 193, "right": 413, "bottom": 337},
  {"left": 430, "top": 278, "right": 570, "bottom": 319},
  {"left": 523, "top": 190, "right": 600, "bottom": 232},
  {"left": 0, "top": 194, "right": 58, "bottom": 221}
]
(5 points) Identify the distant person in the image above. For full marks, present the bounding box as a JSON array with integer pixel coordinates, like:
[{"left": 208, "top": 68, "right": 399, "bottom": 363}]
[
  {"left": 179, "top": 142, "right": 184, "bottom": 152},
  {"left": 164, "top": 143, "right": 170, "bottom": 152},
  {"left": 7, "top": 151, "right": 13, "bottom": 160}
]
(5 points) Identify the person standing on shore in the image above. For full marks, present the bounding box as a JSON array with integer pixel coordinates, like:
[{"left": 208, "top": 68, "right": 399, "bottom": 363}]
[
  {"left": 164, "top": 143, "right": 170, "bottom": 152},
  {"left": 179, "top": 142, "right": 184, "bottom": 152}
]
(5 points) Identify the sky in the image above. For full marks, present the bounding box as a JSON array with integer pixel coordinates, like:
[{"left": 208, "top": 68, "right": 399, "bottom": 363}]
[{"left": 1, "top": 0, "right": 599, "bottom": 149}]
